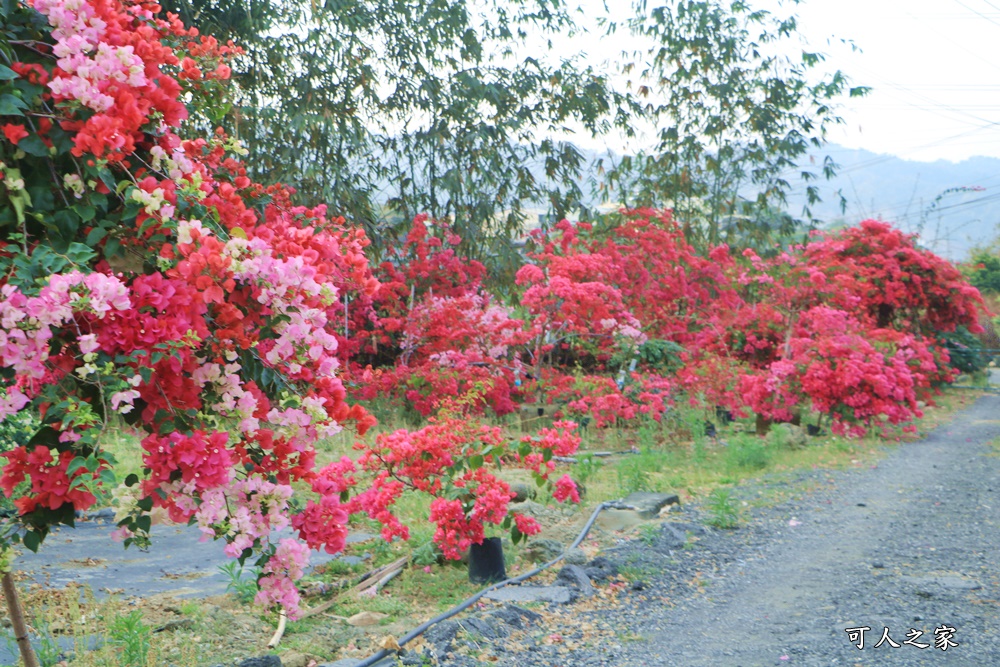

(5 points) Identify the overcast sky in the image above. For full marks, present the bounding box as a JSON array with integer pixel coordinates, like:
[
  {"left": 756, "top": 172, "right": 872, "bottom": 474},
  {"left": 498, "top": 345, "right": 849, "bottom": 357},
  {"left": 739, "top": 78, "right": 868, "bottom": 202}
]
[
  {"left": 563, "top": 0, "right": 1000, "bottom": 164},
  {"left": 790, "top": 0, "right": 1000, "bottom": 163}
]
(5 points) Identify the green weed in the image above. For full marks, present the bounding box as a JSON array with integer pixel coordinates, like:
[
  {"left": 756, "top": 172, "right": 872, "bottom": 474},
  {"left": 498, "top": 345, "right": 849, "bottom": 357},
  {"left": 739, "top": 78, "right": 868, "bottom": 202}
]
[
  {"left": 108, "top": 610, "right": 151, "bottom": 667},
  {"left": 725, "top": 434, "right": 770, "bottom": 471},
  {"left": 638, "top": 523, "right": 659, "bottom": 546},
  {"left": 4, "top": 619, "right": 61, "bottom": 667},
  {"left": 219, "top": 561, "right": 259, "bottom": 604},
  {"left": 705, "top": 488, "right": 740, "bottom": 529},
  {"left": 572, "top": 453, "right": 604, "bottom": 486}
]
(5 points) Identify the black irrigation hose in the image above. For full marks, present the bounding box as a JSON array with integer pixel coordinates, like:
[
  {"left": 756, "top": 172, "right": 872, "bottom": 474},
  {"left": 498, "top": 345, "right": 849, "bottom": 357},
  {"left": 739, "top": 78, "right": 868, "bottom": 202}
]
[{"left": 349, "top": 501, "right": 613, "bottom": 667}]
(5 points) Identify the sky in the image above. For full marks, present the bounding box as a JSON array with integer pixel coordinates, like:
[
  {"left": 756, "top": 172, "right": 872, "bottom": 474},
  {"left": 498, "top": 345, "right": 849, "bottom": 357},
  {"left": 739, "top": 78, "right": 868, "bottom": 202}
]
[
  {"left": 562, "top": 0, "right": 1000, "bottom": 164},
  {"left": 788, "top": 0, "right": 1000, "bottom": 163}
]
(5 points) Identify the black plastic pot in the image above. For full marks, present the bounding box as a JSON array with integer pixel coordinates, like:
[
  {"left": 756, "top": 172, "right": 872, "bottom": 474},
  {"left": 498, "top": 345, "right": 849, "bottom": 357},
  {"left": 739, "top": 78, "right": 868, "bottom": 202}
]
[
  {"left": 704, "top": 422, "right": 717, "bottom": 438},
  {"left": 468, "top": 537, "right": 506, "bottom": 584},
  {"left": 537, "top": 407, "right": 545, "bottom": 417},
  {"left": 807, "top": 424, "right": 823, "bottom": 437},
  {"left": 715, "top": 407, "right": 733, "bottom": 424}
]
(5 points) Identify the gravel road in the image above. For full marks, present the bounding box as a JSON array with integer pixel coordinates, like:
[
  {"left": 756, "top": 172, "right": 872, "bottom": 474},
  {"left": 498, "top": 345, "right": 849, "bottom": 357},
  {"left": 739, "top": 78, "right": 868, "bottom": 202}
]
[{"left": 429, "top": 394, "right": 1000, "bottom": 667}]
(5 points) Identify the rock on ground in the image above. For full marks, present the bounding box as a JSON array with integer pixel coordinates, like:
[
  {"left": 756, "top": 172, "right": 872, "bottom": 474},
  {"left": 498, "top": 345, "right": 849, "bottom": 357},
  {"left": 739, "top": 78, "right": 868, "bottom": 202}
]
[{"left": 418, "top": 394, "right": 1000, "bottom": 667}]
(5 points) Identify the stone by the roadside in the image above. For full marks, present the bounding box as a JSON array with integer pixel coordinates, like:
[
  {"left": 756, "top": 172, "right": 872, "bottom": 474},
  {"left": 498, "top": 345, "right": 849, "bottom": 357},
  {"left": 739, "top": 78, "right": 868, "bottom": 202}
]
[
  {"left": 487, "top": 604, "right": 541, "bottom": 628},
  {"left": 509, "top": 483, "right": 536, "bottom": 503},
  {"left": 422, "top": 619, "right": 461, "bottom": 654},
  {"left": 280, "top": 650, "right": 323, "bottom": 667},
  {"left": 784, "top": 424, "right": 808, "bottom": 449},
  {"left": 596, "top": 508, "right": 646, "bottom": 532},
  {"left": 608, "top": 492, "right": 680, "bottom": 520},
  {"left": 524, "top": 538, "right": 564, "bottom": 563},
  {"left": 563, "top": 547, "right": 588, "bottom": 565},
  {"left": 583, "top": 556, "right": 618, "bottom": 582},
  {"left": 153, "top": 618, "right": 194, "bottom": 633},
  {"left": 903, "top": 575, "right": 982, "bottom": 591},
  {"left": 658, "top": 521, "right": 707, "bottom": 549},
  {"left": 238, "top": 656, "right": 282, "bottom": 667},
  {"left": 422, "top": 605, "right": 541, "bottom": 659},
  {"left": 483, "top": 585, "right": 572, "bottom": 604},
  {"left": 659, "top": 523, "right": 690, "bottom": 548},
  {"left": 555, "top": 564, "right": 595, "bottom": 598},
  {"left": 348, "top": 611, "right": 389, "bottom": 627},
  {"left": 934, "top": 575, "right": 982, "bottom": 590}
]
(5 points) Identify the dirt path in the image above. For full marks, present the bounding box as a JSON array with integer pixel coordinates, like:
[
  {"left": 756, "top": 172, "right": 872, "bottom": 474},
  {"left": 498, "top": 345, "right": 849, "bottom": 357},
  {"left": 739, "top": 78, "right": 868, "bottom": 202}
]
[
  {"left": 441, "top": 394, "right": 1000, "bottom": 667},
  {"left": 11, "top": 396, "right": 1000, "bottom": 667},
  {"left": 617, "top": 393, "right": 1000, "bottom": 666}
]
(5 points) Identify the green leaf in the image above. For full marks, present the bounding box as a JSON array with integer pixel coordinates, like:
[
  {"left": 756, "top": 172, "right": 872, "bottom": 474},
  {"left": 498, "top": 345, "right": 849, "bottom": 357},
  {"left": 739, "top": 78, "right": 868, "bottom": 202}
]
[
  {"left": 136, "top": 515, "right": 152, "bottom": 534},
  {"left": 86, "top": 227, "right": 109, "bottom": 246},
  {"left": 66, "top": 242, "right": 97, "bottom": 265},
  {"left": 0, "top": 94, "right": 26, "bottom": 116},
  {"left": 28, "top": 427, "right": 61, "bottom": 447},
  {"left": 104, "top": 238, "right": 121, "bottom": 259},
  {"left": 17, "top": 134, "right": 48, "bottom": 157},
  {"left": 66, "top": 457, "right": 89, "bottom": 477},
  {"left": 96, "top": 168, "right": 117, "bottom": 193},
  {"left": 74, "top": 204, "right": 97, "bottom": 222},
  {"left": 124, "top": 473, "right": 139, "bottom": 487},
  {"left": 22, "top": 530, "right": 40, "bottom": 553},
  {"left": 0, "top": 65, "right": 17, "bottom": 80}
]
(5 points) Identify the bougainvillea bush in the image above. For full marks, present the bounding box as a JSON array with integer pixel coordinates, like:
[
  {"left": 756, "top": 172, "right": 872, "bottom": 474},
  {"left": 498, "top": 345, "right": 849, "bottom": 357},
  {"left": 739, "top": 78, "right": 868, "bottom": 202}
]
[
  {"left": 0, "top": 0, "right": 589, "bottom": 621},
  {"left": 0, "top": 0, "right": 393, "bottom": 616},
  {"left": 0, "top": 0, "right": 985, "bottom": 629},
  {"left": 343, "top": 412, "right": 582, "bottom": 559},
  {"left": 689, "top": 224, "right": 984, "bottom": 435},
  {"left": 512, "top": 213, "right": 984, "bottom": 435},
  {"left": 343, "top": 216, "right": 536, "bottom": 417}
]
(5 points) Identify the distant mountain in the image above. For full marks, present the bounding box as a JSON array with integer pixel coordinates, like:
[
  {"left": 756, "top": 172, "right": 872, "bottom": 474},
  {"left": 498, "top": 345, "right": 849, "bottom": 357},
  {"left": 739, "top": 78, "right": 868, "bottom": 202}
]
[{"left": 787, "top": 145, "right": 1000, "bottom": 261}]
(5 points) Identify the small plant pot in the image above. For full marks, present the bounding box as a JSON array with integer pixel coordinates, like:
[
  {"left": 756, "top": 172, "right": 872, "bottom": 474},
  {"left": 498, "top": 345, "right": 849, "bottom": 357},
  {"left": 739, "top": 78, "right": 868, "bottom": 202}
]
[
  {"left": 468, "top": 537, "right": 506, "bottom": 585},
  {"left": 807, "top": 424, "right": 823, "bottom": 437},
  {"left": 715, "top": 407, "right": 733, "bottom": 424},
  {"left": 704, "top": 422, "right": 717, "bottom": 438},
  {"left": 537, "top": 407, "right": 545, "bottom": 417}
]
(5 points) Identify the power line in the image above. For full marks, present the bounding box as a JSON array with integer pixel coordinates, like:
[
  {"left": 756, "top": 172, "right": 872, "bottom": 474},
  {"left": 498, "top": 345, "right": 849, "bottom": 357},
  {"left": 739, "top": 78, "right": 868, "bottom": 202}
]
[
  {"left": 953, "top": 0, "right": 1000, "bottom": 29},
  {"left": 905, "top": 9, "right": 1000, "bottom": 73}
]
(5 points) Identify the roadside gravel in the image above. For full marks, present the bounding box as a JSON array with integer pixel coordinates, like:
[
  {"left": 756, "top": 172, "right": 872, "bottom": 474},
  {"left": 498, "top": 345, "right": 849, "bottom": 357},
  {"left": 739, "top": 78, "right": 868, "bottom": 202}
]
[{"left": 425, "top": 394, "right": 1000, "bottom": 667}]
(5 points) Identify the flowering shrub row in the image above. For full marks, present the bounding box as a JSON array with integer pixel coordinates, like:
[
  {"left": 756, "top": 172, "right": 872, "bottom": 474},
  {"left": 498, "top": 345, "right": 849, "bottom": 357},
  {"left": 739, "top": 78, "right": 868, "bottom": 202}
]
[
  {"left": 0, "top": 0, "right": 985, "bottom": 625},
  {"left": 353, "top": 212, "right": 983, "bottom": 436}
]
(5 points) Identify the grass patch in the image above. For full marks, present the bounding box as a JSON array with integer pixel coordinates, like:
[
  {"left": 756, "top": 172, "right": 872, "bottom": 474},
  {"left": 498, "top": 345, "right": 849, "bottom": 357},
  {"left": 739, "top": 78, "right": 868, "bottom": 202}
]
[{"left": 63, "top": 388, "right": 981, "bottom": 666}]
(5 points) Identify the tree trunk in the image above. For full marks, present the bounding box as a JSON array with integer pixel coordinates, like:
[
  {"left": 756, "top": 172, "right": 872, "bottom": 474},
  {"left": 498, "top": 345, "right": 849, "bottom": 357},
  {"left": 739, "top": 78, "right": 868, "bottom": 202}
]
[
  {"left": 2, "top": 570, "right": 40, "bottom": 667},
  {"left": 755, "top": 413, "right": 772, "bottom": 436}
]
